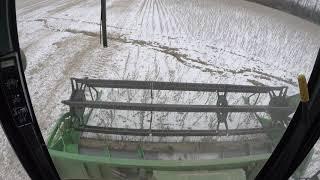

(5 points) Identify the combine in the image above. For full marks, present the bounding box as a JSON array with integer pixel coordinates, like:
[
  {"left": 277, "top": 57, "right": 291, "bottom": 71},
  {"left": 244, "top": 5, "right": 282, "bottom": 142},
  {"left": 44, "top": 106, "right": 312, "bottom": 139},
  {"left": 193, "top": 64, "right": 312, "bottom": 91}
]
[{"left": 47, "top": 77, "right": 304, "bottom": 180}]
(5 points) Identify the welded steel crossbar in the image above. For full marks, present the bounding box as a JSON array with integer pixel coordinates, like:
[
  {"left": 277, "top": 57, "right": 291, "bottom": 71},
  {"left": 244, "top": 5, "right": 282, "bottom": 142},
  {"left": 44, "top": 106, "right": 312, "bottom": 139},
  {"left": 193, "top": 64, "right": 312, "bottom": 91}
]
[
  {"left": 66, "top": 78, "right": 292, "bottom": 137},
  {"left": 77, "top": 125, "right": 280, "bottom": 136},
  {"left": 62, "top": 100, "right": 293, "bottom": 113},
  {"left": 72, "top": 78, "right": 287, "bottom": 93}
]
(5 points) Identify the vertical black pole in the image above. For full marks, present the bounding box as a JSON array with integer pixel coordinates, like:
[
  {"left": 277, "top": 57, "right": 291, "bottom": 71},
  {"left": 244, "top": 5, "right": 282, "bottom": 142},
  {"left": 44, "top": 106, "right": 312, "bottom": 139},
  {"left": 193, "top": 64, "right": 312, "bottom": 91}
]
[{"left": 101, "top": 0, "right": 107, "bottom": 47}]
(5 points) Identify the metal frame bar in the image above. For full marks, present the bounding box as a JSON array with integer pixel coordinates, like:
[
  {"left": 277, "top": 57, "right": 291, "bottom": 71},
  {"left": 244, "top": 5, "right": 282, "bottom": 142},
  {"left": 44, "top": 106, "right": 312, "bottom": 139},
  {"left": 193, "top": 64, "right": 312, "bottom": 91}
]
[
  {"left": 77, "top": 125, "right": 280, "bottom": 136},
  {"left": 72, "top": 78, "right": 287, "bottom": 93},
  {"left": 65, "top": 78, "right": 293, "bottom": 137},
  {"left": 62, "top": 100, "right": 293, "bottom": 113}
]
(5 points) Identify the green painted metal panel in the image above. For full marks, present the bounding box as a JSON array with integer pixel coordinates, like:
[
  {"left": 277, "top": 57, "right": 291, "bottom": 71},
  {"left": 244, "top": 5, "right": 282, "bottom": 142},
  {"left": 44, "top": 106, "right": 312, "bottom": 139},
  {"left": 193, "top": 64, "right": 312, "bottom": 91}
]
[
  {"left": 154, "top": 169, "right": 246, "bottom": 180},
  {"left": 246, "top": 162, "right": 265, "bottom": 180},
  {"left": 49, "top": 149, "right": 269, "bottom": 171},
  {"left": 137, "top": 145, "right": 144, "bottom": 159},
  {"left": 99, "top": 165, "right": 113, "bottom": 179},
  {"left": 47, "top": 90, "right": 312, "bottom": 180},
  {"left": 66, "top": 144, "right": 79, "bottom": 153},
  {"left": 52, "top": 157, "right": 89, "bottom": 180},
  {"left": 84, "top": 163, "right": 103, "bottom": 179},
  {"left": 47, "top": 113, "right": 70, "bottom": 147},
  {"left": 105, "top": 146, "right": 111, "bottom": 158},
  {"left": 51, "top": 139, "right": 64, "bottom": 151}
]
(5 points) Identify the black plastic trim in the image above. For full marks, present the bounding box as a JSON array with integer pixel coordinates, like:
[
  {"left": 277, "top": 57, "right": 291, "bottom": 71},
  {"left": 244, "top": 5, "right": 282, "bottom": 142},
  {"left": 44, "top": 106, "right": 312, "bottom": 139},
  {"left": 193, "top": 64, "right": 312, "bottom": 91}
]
[{"left": 0, "top": 1, "right": 61, "bottom": 180}]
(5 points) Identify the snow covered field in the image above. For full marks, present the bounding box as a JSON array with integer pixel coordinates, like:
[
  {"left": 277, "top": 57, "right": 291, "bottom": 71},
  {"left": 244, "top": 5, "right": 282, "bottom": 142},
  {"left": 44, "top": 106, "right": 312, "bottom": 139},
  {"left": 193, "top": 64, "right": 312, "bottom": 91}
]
[{"left": 0, "top": 0, "right": 320, "bottom": 179}]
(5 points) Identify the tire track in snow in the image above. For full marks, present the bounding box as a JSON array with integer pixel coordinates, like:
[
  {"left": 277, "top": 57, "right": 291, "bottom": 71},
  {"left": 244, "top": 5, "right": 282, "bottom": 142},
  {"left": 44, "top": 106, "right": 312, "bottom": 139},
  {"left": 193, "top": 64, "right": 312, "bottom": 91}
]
[
  {"left": 30, "top": 15, "right": 298, "bottom": 86},
  {"left": 113, "top": 0, "right": 136, "bottom": 35},
  {"left": 35, "top": 36, "right": 98, "bottom": 127},
  {"left": 136, "top": 0, "right": 148, "bottom": 27},
  {"left": 163, "top": 0, "right": 181, "bottom": 35},
  {"left": 157, "top": 0, "right": 172, "bottom": 35},
  {"left": 17, "top": 0, "right": 52, "bottom": 15},
  {"left": 138, "top": 0, "right": 149, "bottom": 32},
  {"left": 137, "top": 0, "right": 154, "bottom": 37},
  {"left": 144, "top": 0, "right": 153, "bottom": 34},
  {"left": 85, "top": 47, "right": 118, "bottom": 79},
  {"left": 151, "top": 0, "right": 156, "bottom": 33},
  {"left": 137, "top": 0, "right": 147, "bottom": 17},
  {"left": 160, "top": 0, "right": 186, "bottom": 37},
  {"left": 154, "top": 0, "right": 164, "bottom": 33},
  {"left": 156, "top": 0, "right": 172, "bottom": 35}
]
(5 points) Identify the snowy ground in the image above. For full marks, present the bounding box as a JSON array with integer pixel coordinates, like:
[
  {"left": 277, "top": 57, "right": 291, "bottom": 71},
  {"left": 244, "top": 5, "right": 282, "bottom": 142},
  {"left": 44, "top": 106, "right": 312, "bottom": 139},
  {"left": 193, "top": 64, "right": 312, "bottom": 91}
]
[{"left": 0, "top": 0, "right": 320, "bottom": 179}]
